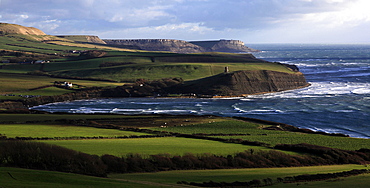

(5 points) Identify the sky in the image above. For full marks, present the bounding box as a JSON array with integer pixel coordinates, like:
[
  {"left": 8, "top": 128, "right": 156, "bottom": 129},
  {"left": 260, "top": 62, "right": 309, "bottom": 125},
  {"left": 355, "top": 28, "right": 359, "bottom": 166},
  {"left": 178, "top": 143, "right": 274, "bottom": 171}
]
[{"left": 1, "top": 0, "right": 370, "bottom": 44}]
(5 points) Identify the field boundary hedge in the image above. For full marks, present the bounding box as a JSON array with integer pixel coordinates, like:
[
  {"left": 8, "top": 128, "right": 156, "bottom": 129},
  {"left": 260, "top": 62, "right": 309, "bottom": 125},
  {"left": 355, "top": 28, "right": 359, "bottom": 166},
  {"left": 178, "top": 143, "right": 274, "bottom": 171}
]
[{"left": 181, "top": 169, "right": 369, "bottom": 187}]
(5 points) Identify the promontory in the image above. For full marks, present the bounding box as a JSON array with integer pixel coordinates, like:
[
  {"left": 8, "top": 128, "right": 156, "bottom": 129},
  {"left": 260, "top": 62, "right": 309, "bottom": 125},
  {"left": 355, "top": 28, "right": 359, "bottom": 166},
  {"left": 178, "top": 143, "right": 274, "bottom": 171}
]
[{"left": 0, "top": 22, "right": 310, "bottom": 109}]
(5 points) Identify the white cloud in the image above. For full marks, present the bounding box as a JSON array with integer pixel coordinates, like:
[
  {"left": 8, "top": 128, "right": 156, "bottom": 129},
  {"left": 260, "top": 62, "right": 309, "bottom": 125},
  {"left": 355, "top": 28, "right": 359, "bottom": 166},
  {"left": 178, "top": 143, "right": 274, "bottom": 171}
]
[
  {"left": 298, "top": 0, "right": 370, "bottom": 28},
  {"left": 0, "top": 0, "right": 369, "bottom": 43},
  {"left": 100, "top": 22, "right": 217, "bottom": 40}
]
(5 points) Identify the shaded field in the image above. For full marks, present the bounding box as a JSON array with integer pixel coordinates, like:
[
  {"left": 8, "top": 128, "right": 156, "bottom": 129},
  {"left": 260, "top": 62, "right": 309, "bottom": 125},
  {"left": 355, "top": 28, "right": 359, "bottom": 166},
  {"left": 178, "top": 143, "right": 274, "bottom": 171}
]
[
  {"left": 0, "top": 124, "right": 151, "bottom": 138},
  {"left": 2, "top": 165, "right": 369, "bottom": 188},
  {"left": 111, "top": 164, "right": 370, "bottom": 188},
  {"left": 0, "top": 114, "right": 223, "bottom": 126},
  {"left": 0, "top": 167, "right": 150, "bottom": 188},
  {"left": 38, "top": 137, "right": 268, "bottom": 156},
  {"left": 0, "top": 113, "right": 134, "bottom": 122}
]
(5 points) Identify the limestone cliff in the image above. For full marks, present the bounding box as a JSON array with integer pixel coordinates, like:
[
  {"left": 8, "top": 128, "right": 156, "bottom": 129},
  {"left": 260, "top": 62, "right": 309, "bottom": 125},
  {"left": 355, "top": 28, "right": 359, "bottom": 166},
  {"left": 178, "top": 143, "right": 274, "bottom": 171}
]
[
  {"left": 190, "top": 40, "right": 259, "bottom": 53},
  {"left": 104, "top": 39, "right": 204, "bottom": 53},
  {"left": 56, "top": 35, "right": 107, "bottom": 44},
  {"left": 103, "top": 39, "right": 258, "bottom": 53}
]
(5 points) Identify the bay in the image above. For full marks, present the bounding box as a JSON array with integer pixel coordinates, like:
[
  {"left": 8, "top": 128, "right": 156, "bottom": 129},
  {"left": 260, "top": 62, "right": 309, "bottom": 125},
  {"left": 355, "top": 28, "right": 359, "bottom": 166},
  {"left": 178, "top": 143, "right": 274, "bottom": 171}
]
[{"left": 31, "top": 44, "right": 370, "bottom": 139}]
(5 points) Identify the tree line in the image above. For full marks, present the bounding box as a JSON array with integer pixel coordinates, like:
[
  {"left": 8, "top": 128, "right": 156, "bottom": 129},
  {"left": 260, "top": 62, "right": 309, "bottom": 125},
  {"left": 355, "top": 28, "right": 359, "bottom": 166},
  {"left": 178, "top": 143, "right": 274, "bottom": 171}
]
[
  {"left": 1, "top": 140, "right": 369, "bottom": 177},
  {"left": 180, "top": 169, "right": 369, "bottom": 187}
]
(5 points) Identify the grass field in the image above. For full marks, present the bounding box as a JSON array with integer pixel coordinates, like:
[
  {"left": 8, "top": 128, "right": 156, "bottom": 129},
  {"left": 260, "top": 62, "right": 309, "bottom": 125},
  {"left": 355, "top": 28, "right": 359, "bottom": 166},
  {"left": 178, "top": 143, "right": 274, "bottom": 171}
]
[
  {"left": 150, "top": 120, "right": 267, "bottom": 134},
  {"left": 111, "top": 164, "right": 370, "bottom": 187},
  {"left": 151, "top": 120, "right": 370, "bottom": 150},
  {"left": 0, "top": 33, "right": 296, "bottom": 83},
  {"left": 0, "top": 72, "right": 123, "bottom": 95},
  {"left": 2, "top": 165, "right": 369, "bottom": 188},
  {"left": 0, "top": 113, "right": 134, "bottom": 122},
  {"left": 0, "top": 113, "right": 217, "bottom": 124},
  {"left": 0, "top": 167, "right": 151, "bottom": 188},
  {"left": 0, "top": 124, "right": 151, "bottom": 138},
  {"left": 14, "top": 86, "right": 75, "bottom": 96},
  {"left": 214, "top": 134, "right": 370, "bottom": 151},
  {"left": 38, "top": 137, "right": 268, "bottom": 156}
]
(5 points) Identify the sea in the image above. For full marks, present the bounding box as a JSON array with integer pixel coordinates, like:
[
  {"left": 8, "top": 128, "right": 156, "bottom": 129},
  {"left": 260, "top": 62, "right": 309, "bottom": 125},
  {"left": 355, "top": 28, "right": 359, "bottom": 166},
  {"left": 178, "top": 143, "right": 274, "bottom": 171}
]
[{"left": 31, "top": 44, "right": 370, "bottom": 139}]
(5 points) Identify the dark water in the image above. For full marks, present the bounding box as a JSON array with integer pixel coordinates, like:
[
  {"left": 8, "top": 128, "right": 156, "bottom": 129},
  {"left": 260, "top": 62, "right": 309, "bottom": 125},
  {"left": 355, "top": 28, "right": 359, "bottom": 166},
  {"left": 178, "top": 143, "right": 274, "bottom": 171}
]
[{"left": 31, "top": 44, "right": 370, "bottom": 138}]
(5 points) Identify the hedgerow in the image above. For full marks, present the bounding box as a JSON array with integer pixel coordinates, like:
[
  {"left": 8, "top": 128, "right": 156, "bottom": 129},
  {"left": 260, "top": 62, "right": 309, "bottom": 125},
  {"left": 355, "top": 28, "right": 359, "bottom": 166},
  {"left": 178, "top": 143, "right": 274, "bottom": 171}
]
[{"left": 1, "top": 141, "right": 369, "bottom": 176}]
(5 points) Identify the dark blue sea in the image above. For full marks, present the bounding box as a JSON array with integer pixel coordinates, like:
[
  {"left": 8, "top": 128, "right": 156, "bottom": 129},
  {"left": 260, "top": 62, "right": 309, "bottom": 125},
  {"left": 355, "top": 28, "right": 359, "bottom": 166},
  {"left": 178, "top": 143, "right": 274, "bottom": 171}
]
[{"left": 31, "top": 44, "right": 370, "bottom": 138}]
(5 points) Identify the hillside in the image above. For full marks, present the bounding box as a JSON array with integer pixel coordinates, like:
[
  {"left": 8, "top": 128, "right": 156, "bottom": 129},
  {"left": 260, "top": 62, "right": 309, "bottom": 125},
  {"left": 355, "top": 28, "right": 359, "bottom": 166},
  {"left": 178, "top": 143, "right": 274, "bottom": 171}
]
[
  {"left": 0, "top": 23, "right": 46, "bottom": 36},
  {"left": 172, "top": 70, "right": 310, "bottom": 96}
]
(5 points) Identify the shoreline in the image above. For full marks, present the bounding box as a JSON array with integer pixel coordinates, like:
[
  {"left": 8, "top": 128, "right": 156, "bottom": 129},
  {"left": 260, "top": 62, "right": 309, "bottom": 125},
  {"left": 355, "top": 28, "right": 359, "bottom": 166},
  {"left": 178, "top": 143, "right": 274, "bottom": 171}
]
[{"left": 25, "top": 103, "right": 352, "bottom": 139}]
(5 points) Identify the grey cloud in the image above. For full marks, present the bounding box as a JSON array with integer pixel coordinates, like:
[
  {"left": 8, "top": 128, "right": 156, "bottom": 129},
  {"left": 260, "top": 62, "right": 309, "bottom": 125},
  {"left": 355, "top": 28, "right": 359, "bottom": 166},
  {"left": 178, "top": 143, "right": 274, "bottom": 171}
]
[
  {"left": 0, "top": 0, "right": 364, "bottom": 42},
  {"left": 170, "top": 0, "right": 355, "bottom": 30}
]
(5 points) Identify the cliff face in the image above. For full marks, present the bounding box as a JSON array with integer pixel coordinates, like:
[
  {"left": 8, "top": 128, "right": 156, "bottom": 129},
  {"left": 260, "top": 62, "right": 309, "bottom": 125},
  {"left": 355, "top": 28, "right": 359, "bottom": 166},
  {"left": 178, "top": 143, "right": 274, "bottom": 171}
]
[
  {"left": 103, "top": 39, "right": 258, "bottom": 53},
  {"left": 175, "top": 70, "right": 310, "bottom": 96},
  {"left": 104, "top": 39, "right": 204, "bottom": 53},
  {"left": 56, "top": 35, "right": 107, "bottom": 44},
  {"left": 190, "top": 40, "right": 259, "bottom": 53}
]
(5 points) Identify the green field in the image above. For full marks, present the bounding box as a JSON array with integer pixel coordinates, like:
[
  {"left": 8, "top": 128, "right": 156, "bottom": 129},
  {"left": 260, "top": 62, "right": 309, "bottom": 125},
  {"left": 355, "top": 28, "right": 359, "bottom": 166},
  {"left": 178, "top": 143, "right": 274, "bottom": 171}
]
[
  {"left": 0, "top": 113, "right": 139, "bottom": 122},
  {"left": 1, "top": 110, "right": 369, "bottom": 187},
  {"left": 0, "top": 167, "right": 151, "bottom": 188},
  {"left": 2, "top": 165, "right": 369, "bottom": 188},
  {"left": 38, "top": 137, "right": 268, "bottom": 156},
  {"left": 0, "top": 72, "right": 123, "bottom": 95},
  {"left": 0, "top": 124, "right": 151, "bottom": 138},
  {"left": 150, "top": 120, "right": 268, "bottom": 134},
  {"left": 150, "top": 120, "right": 370, "bottom": 150},
  {"left": 0, "top": 33, "right": 295, "bottom": 83},
  {"left": 213, "top": 134, "right": 370, "bottom": 151},
  {"left": 111, "top": 164, "right": 370, "bottom": 188}
]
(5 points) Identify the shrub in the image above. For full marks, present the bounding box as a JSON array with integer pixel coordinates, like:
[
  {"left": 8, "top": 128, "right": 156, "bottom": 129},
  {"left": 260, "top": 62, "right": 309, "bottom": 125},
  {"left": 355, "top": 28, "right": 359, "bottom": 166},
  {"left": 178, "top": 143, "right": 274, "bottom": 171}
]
[{"left": 0, "top": 140, "right": 107, "bottom": 177}]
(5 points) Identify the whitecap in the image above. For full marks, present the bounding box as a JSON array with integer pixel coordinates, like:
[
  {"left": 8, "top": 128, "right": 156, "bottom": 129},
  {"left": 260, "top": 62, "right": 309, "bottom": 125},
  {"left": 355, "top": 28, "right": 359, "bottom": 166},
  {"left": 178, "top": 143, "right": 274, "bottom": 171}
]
[
  {"left": 111, "top": 108, "right": 146, "bottom": 112},
  {"left": 334, "top": 110, "right": 355, "bottom": 113},
  {"left": 352, "top": 88, "right": 370, "bottom": 94}
]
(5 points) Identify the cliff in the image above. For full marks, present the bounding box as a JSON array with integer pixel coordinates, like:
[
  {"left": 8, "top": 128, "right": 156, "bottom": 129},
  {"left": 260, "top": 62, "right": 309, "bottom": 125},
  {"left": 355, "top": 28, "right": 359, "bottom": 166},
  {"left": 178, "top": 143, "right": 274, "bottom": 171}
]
[
  {"left": 56, "top": 35, "right": 107, "bottom": 44},
  {"left": 189, "top": 40, "right": 259, "bottom": 53},
  {"left": 103, "top": 39, "right": 258, "bottom": 53},
  {"left": 172, "top": 70, "right": 310, "bottom": 96},
  {"left": 103, "top": 39, "right": 204, "bottom": 53},
  {"left": 0, "top": 23, "right": 46, "bottom": 35}
]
